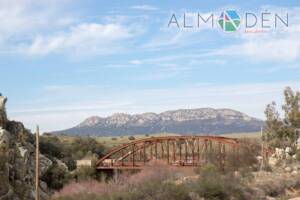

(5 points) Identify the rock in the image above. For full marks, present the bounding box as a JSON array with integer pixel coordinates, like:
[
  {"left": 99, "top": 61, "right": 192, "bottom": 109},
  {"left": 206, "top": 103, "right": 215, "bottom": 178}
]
[
  {"left": 0, "top": 95, "right": 52, "bottom": 200},
  {"left": 285, "top": 167, "right": 292, "bottom": 173},
  {"left": 275, "top": 148, "right": 285, "bottom": 159},
  {"left": 256, "top": 156, "right": 263, "bottom": 162},
  {"left": 54, "top": 158, "right": 68, "bottom": 171},
  {"left": 292, "top": 170, "right": 298, "bottom": 175},
  {"left": 268, "top": 156, "right": 279, "bottom": 166},
  {"left": 285, "top": 147, "right": 293, "bottom": 154},
  {"left": 0, "top": 128, "right": 9, "bottom": 152},
  {"left": 40, "top": 154, "right": 52, "bottom": 176},
  {"left": 286, "top": 154, "right": 292, "bottom": 160},
  {"left": 0, "top": 96, "right": 7, "bottom": 128},
  {"left": 293, "top": 166, "right": 300, "bottom": 171},
  {"left": 297, "top": 137, "right": 300, "bottom": 150}
]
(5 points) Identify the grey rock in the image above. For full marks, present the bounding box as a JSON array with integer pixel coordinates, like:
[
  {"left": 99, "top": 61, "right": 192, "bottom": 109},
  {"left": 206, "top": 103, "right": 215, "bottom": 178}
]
[
  {"left": 285, "top": 167, "right": 292, "bottom": 173},
  {"left": 0, "top": 96, "right": 52, "bottom": 200},
  {"left": 40, "top": 154, "right": 52, "bottom": 176},
  {"left": 0, "top": 96, "right": 7, "bottom": 128},
  {"left": 0, "top": 128, "right": 9, "bottom": 152}
]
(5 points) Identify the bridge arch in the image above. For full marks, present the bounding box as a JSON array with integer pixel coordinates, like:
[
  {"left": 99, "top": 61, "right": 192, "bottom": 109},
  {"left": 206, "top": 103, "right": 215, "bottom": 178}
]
[{"left": 96, "top": 136, "right": 240, "bottom": 170}]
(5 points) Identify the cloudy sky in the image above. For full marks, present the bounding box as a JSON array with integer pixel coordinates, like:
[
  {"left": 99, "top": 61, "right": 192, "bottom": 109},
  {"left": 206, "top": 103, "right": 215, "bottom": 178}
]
[{"left": 0, "top": 0, "right": 300, "bottom": 132}]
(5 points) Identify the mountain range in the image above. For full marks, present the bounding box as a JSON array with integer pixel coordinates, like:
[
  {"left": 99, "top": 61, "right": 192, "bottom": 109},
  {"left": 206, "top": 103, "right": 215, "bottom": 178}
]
[{"left": 51, "top": 108, "right": 264, "bottom": 136}]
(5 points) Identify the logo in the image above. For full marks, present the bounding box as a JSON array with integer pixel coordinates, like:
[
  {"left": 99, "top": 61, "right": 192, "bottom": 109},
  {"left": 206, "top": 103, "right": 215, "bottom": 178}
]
[
  {"left": 218, "top": 10, "right": 241, "bottom": 32},
  {"left": 168, "top": 10, "right": 289, "bottom": 34}
]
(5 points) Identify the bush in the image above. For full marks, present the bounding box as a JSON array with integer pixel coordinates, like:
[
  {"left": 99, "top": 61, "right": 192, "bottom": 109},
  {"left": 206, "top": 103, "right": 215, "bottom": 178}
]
[
  {"left": 62, "top": 157, "right": 77, "bottom": 171},
  {"left": 73, "top": 166, "right": 97, "bottom": 181},
  {"left": 193, "top": 164, "right": 251, "bottom": 200},
  {"left": 42, "top": 164, "right": 69, "bottom": 190},
  {"left": 128, "top": 136, "right": 135, "bottom": 140}
]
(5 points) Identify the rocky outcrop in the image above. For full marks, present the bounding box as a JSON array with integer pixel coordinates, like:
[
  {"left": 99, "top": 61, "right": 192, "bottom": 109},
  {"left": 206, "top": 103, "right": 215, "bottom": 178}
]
[
  {"left": 0, "top": 95, "right": 7, "bottom": 128},
  {"left": 53, "top": 108, "right": 264, "bottom": 136},
  {"left": 0, "top": 95, "right": 52, "bottom": 200}
]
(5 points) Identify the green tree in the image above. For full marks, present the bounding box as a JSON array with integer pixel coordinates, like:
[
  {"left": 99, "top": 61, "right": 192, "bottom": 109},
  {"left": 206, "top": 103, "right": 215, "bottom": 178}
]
[
  {"left": 264, "top": 87, "right": 300, "bottom": 142},
  {"left": 282, "top": 87, "right": 300, "bottom": 140},
  {"left": 264, "top": 101, "right": 283, "bottom": 140}
]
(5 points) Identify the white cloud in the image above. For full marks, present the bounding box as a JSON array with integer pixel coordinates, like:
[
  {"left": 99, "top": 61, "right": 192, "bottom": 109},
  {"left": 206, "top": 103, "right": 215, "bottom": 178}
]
[
  {"left": 130, "top": 60, "right": 143, "bottom": 65},
  {"left": 0, "top": 0, "right": 142, "bottom": 56},
  {"left": 26, "top": 23, "right": 134, "bottom": 55},
  {"left": 215, "top": 33, "right": 300, "bottom": 62},
  {"left": 130, "top": 5, "right": 159, "bottom": 11},
  {"left": 0, "top": 0, "right": 74, "bottom": 41},
  {"left": 214, "top": 6, "right": 300, "bottom": 62}
]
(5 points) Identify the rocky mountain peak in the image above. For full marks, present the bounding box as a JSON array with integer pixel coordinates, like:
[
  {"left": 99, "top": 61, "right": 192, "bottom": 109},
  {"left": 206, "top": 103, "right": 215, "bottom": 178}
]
[
  {"left": 78, "top": 116, "right": 103, "bottom": 127},
  {"left": 53, "top": 108, "right": 263, "bottom": 136}
]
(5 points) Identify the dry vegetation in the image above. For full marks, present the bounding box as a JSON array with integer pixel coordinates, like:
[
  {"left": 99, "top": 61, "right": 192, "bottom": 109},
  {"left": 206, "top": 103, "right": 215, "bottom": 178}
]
[
  {"left": 51, "top": 159, "right": 300, "bottom": 200},
  {"left": 49, "top": 134, "right": 300, "bottom": 200}
]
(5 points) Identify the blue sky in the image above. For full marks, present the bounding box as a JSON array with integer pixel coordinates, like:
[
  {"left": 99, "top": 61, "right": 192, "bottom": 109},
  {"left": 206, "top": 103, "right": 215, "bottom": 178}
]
[{"left": 0, "top": 0, "right": 300, "bottom": 132}]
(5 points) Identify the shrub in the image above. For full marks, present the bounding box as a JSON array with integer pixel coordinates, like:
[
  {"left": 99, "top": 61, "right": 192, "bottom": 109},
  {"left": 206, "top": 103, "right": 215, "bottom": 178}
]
[
  {"left": 193, "top": 164, "right": 251, "bottom": 200},
  {"left": 128, "top": 136, "right": 135, "bottom": 140},
  {"left": 73, "top": 166, "right": 97, "bottom": 181},
  {"left": 42, "top": 163, "right": 69, "bottom": 190},
  {"left": 62, "top": 157, "right": 77, "bottom": 171}
]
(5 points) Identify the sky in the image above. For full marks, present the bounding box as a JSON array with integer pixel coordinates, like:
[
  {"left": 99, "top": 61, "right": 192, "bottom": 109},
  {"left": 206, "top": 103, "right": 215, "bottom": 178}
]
[{"left": 0, "top": 0, "right": 300, "bottom": 132}]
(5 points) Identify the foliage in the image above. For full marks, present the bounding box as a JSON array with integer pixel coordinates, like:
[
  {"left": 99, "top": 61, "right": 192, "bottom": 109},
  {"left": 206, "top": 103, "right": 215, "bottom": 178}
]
[
  {"left": 128, "top": 136, "right": 135, "bottom": 140},
  {"left": 264, "top": 87, "right": 300, "bottom": 144},
  {"left": 40, "top": 135, "right": 107, "bottom": 189},
  {"left": 42, "top": 163, "right": 70, "bottom": 190},
  {"left": 40, "top": 135, "right": 106, "bottom": 163},
  {"left": 40, "top": 136, "right": 68, "bottom": 159},
  {"left": 192, "top": 164, "right": 251, "bottom": 200},
  {"left": 73, "top": 166, "right": 97, "bottom": 181},
  {"left": 52, "top": 162, "right": 256, "bottom": 200},
  {"left": 70, "top": 137, "right": 106, "bottom": 159},
  {"left": 62, "top": 157, "right": 77, "bottom": 171}
]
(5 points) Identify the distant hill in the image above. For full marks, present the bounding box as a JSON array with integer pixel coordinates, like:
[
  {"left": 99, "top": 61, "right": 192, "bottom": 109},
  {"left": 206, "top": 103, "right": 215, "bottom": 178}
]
[{"left": 51, "top": 108, "right": 264, "bottom": 136}]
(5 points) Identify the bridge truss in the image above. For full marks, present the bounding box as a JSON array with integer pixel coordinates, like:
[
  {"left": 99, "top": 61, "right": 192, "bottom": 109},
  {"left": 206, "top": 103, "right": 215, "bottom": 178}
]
[{"left": 96, "top": 136, "right": 240, "bottom": 170}]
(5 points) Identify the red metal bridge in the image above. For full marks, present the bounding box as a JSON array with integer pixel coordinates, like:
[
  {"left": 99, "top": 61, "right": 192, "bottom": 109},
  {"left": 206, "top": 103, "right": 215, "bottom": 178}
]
[{"left": 96, "top": 136, "right": 241, "bottom": 170}]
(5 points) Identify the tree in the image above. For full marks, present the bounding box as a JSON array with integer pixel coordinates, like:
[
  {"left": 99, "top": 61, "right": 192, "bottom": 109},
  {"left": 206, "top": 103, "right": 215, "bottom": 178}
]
[
  {"left": 264, "top": 101, "right": 282, "bottom": 140},
  {"left": 264, "top": 87, "right": 300, "bottom": 142},
  {"left": 282, "top": 87, "right": 300, "bottom": 129}
]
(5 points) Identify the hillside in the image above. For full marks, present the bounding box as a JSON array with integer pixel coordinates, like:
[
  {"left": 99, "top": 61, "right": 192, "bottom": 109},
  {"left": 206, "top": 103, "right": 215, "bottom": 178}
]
[
  {"left": 0, "top": 95, "right": 52, "bottom": 199},
  {"left": 52, "top": 108, "right": 264, "bottom": 136}
]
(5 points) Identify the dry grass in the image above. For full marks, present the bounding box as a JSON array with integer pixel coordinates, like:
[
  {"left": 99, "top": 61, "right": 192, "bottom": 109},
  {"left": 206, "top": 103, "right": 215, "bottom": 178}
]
[
  {"left": 54, "top": 132, "right": 260, "bottom": 148},
  {"left": 52, "top": 160, "right": 181, "bottom": 199}
]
